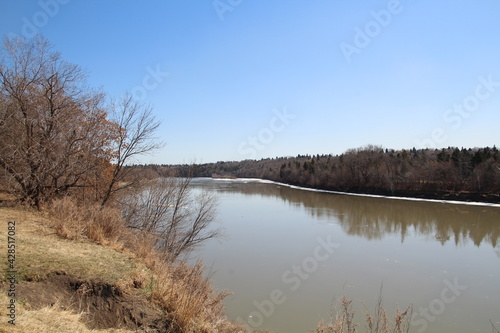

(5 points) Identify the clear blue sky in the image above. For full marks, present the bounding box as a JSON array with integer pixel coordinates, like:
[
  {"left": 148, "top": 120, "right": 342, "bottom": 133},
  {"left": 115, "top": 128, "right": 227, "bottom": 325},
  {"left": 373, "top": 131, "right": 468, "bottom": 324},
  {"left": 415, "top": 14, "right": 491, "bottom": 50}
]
[{"left": 1, "top": 0, "right": 500, "bottom": 164}]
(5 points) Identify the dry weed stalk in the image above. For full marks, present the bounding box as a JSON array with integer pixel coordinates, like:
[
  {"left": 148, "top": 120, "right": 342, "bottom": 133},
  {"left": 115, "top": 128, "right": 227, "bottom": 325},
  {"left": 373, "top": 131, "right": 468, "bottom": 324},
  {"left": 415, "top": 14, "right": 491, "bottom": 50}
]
[
  {"left": 316, "top": 295, "right": 412, "bottom": 333},
  {"left": 492, "top": 320, "right": 500, "bottom": 333}
]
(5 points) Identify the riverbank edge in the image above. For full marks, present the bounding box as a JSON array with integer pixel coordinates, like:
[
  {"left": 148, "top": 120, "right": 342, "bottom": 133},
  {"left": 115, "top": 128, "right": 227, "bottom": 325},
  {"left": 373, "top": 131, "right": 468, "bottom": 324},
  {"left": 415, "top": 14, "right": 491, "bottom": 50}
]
[
  {"left": 0, "top": 200, "right": 249, "bottom": 332},
  {"left": 205, "top": 177, "right": 500, "bottom": 208}
]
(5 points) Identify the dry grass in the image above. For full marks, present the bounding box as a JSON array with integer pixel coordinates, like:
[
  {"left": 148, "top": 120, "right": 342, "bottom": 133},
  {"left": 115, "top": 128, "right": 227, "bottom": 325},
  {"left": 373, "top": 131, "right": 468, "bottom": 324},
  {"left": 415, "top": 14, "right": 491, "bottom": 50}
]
[
  {"left": 316, "top": 296, "right": 412, "bottom": 333},
  {"left": 0, "top": 202, "right": 141, "bottom": 284},
  {"left": 144, "top": 260, "right": 238, "bottom": 332},
  {"left": 0, "top": 203, "right": 140, "bottom": 332},
  {"left": 48, "top": 197, "right": 130, "bottom": 251},
  {"left": 0, "top": 204, "right": 141, "bottom": 284}
]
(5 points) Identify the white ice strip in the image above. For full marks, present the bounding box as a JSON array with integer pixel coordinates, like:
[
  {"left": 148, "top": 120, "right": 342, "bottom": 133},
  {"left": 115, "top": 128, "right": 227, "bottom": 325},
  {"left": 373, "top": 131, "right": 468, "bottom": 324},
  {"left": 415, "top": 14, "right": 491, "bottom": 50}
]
[{"left": 208, "top": 178, "right": 500, "bottom": 208}]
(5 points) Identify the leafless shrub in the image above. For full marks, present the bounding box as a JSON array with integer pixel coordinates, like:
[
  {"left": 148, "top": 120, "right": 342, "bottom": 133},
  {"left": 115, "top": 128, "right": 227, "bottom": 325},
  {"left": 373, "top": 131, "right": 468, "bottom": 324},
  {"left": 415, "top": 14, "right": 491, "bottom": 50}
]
[{"left": 120, "top": 176, "right": 221, "bottom": 261}]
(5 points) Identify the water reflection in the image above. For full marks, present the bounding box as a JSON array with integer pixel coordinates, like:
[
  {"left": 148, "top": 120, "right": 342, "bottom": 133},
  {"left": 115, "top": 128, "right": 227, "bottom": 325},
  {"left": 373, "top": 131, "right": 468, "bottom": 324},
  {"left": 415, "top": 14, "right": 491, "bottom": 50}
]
[{"left": 191, "top": 179, "right": 500, "bottom": 248}]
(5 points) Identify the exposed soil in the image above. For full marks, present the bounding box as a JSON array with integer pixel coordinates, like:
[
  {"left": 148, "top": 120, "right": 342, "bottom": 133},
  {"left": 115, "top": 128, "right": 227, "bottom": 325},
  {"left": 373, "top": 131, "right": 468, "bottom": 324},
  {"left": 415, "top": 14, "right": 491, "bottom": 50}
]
[{"left": 14, "top": 271, "right": 171, "bottom": 332}]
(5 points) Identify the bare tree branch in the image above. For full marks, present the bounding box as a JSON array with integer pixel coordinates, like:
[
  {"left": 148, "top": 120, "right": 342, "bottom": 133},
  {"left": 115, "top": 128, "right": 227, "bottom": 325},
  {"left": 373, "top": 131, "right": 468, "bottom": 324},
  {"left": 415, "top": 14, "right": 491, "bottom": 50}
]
[{"left": 101, "top": 94, "right": 163, "bottom": 206}]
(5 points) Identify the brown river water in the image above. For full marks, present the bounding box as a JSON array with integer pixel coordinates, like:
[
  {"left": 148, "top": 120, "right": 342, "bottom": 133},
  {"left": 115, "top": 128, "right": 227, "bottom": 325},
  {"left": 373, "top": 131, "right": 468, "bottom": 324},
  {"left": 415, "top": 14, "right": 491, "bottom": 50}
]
[{"left": 188, "top": 178, "right": 500, "bottom": 333}]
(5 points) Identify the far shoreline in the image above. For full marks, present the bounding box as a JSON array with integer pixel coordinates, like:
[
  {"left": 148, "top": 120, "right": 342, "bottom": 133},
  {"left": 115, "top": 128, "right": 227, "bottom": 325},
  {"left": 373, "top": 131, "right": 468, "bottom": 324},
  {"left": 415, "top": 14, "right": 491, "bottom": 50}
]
[{"left": 200, "top": 177, "right": 500, "bottom": 208}]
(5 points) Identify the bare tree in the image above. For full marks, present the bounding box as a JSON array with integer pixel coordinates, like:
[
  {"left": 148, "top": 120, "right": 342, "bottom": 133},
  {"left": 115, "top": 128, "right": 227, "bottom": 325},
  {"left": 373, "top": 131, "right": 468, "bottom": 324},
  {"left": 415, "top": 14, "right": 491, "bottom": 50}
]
[
  {"left": 100, "top": 94, "right": 163, "bottom": 206},
  {"left": 0, "top": 35, "right": 115, "bottom": 207},
  {"left": 120, "top": 175, "right": 221, "bottom": 261}
]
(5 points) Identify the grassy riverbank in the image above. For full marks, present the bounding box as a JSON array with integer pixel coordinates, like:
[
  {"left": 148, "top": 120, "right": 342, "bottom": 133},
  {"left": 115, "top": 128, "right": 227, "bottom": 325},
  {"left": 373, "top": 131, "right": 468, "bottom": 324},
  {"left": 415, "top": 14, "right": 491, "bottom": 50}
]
[{"left": 0, "top": 196, "right": 247, "bottom": 333}]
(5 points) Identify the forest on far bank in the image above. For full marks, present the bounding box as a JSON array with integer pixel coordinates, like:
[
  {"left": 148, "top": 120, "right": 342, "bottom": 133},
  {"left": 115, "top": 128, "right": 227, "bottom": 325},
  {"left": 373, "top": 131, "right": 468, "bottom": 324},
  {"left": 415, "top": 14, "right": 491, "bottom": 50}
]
[{"left": 133, "top": 145, "right": 500, "bottom": 203}]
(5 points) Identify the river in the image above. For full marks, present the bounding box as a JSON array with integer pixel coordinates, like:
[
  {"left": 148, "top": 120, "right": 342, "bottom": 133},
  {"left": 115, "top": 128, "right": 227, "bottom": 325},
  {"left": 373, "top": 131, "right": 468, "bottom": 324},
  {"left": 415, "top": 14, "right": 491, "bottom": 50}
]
[{"left": 188, "top": 178, "right": 500, "bottom": 333}]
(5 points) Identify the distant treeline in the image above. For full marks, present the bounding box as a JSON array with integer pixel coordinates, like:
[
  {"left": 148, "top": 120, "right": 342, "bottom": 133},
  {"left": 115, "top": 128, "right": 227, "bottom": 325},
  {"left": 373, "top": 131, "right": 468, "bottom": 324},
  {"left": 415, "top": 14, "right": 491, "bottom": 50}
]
[{"left": 133, "top": 145, "right": 500, "bottom": 203}]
